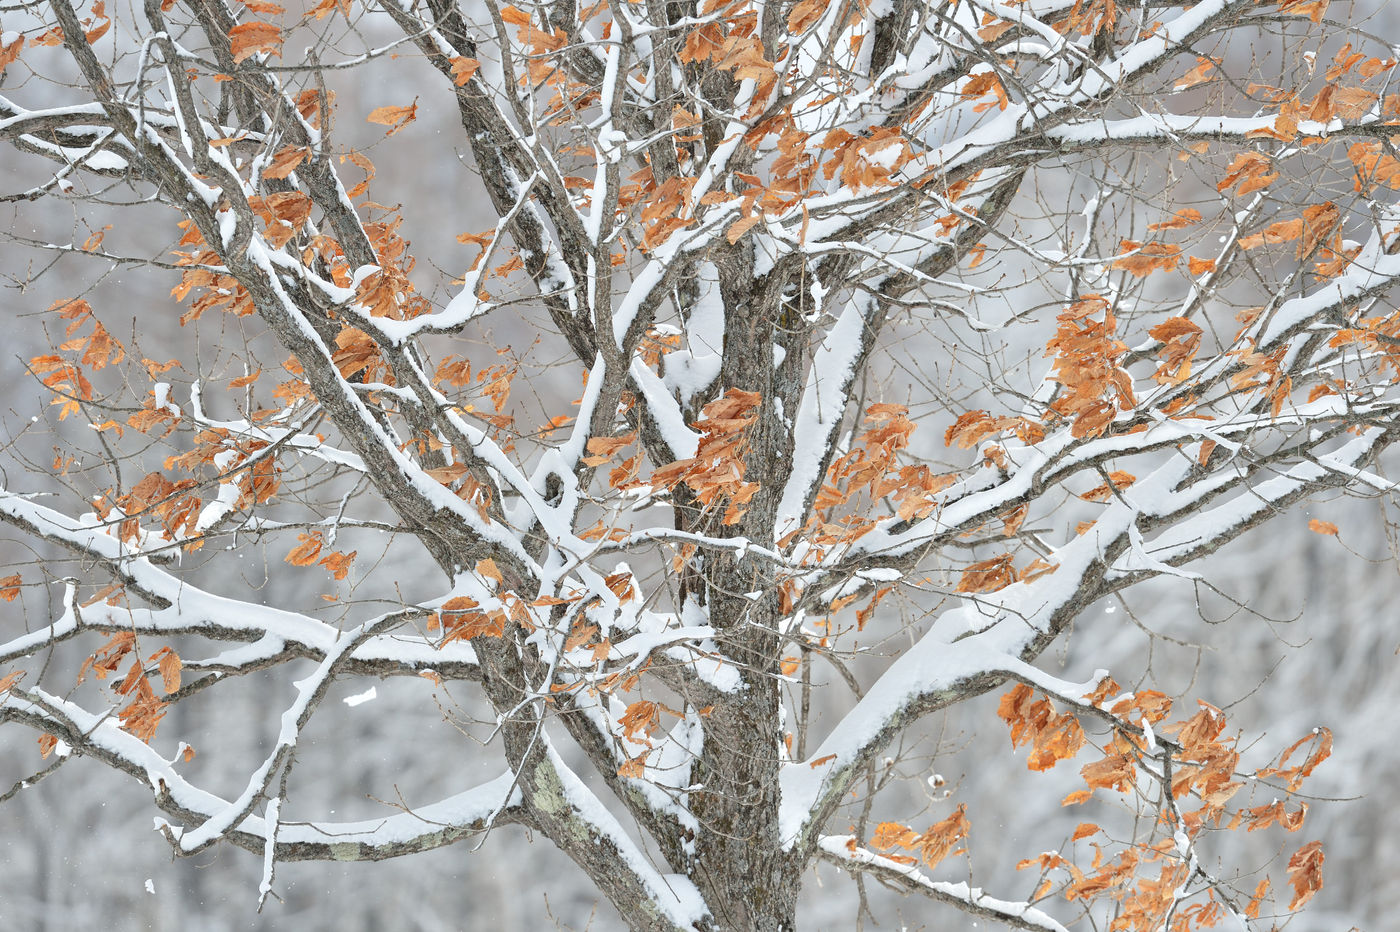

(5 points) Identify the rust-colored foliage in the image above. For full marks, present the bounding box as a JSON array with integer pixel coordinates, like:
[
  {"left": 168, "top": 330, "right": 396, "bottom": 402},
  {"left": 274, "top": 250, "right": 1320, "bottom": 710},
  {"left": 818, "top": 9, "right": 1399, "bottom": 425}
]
[
  {"left": 651, "top": 389, "right": 763, "bottom": 524},
  {"left": 1044, "top": 295, "right": 1135, "bottom": 438},
  {"left": 1003, "top": 680, "right": 1331, "bottom": 930}
]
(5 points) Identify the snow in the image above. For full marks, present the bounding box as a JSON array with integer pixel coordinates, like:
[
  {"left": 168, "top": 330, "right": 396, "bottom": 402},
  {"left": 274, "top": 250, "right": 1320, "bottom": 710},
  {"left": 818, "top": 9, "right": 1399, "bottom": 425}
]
[
  {"left": 818, "top": 836, "right": 1071, "bottom": 932},
  {"left": 660, "top": 263, "right": 725, "bottom": 407},
  {"left": 776, "top": 296, "right": 874, "bottom": 535},
  {"left": 342, "top": 686, "right": 377, "bottom": 707},
  {"left": 0, "top": 686, "right": 521, "bottom": 855},
  {"left": 544, "top": 743, "right": 709, "bottom": 929},
  {"left": 1258, "top": 220, "right": 1400, "bottom": 347},
  {"left": 781, "top": 457, "right": 1198, "bottom": 844},
  {"left": 194, "top": 482, "right": 241, "bottom": 533},
  {"left": 259, "top": 797, "right": 280, "bottom": 903}
]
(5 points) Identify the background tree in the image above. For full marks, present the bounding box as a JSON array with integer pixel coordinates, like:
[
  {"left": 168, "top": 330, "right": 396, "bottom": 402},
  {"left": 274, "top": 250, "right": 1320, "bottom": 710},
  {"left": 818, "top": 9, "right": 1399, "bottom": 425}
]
[{"left": 1, "top": 0, "right": 1398, "bottom": 928}]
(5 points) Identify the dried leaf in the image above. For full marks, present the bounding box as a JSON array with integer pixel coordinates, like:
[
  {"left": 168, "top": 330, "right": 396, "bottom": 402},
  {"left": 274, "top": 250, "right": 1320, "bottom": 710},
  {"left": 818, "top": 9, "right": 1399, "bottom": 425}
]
[
  {"left": 871, "top": 822, "right": 920, "bottom": 850},
  {"left": 1147, "top": 208, "right": 1203, "bottom": 231},
  {"left": 285, "top": 532, "right": 324, "bottom": 566},
  {"left": 957, "top": 554, "right": 1015, "bottom": 594},
  {"left": 449, "top": 56, "right": 480, "bottom": 85},
  {"left": 150, "top": 647, "right": 182, "bottom": 694},
  {"left": 228, "top": 22, "right": 283, "bottom": 62},
  {"left": 367, "top": 100, "right": 418, "bottom": 136},
  {"left": 1286, "top": 840, "right": 1325, "bottom": 909},
  {"left": 319, "top": 550, "right": 356, "bottom": 580},
  {"left": 0, "top": 35, "right": 22, "bottom": 79},
  {"left": 916, "top": 804, "right": 970, "bottom": 869},
  {"left": 261, "top": 146, "right": 308, "bottom": 180},
  {"left": 617, "top": 749, "right": 650, "bottom": 779},
  {"left": 727, "top": 215, "right": 761, "bottom": 244}
]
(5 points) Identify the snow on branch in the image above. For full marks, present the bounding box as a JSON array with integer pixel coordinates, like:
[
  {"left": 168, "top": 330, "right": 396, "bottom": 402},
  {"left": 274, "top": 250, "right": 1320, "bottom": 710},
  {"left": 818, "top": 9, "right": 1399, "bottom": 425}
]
[{"left": 818, "top": 836, "right": 1071, "bottom": 932}]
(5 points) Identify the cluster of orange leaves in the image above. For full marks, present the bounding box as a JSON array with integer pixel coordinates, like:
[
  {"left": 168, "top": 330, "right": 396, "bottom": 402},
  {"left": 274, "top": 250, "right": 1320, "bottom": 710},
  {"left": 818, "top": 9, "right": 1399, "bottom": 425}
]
[
  {"left": 1330, "top": 309, "right": 1400, "bottom": 382},
  {"left": 284, "top": 531, "right": 356, "bottom": 581},
  {"left": 991, "top": 679, "right": 1331, "bottom": 928},
  {"left": 1228, "top": 340, "right": 1292, "bottom": 419},
  {"left": 651, "top": 389, "right": 763, "bottom": 524},
  {"left": 815, "top": 404, "right": 955, "bottom": 523},
  {"left": 26, "top": 298, "right": 123, "bottom": 420},
  {"left": 1044, "top": 295, "right": 1135, "bottom": 438},
  {"left": 1149, "top": 317, "right": 1203, "bottom": 385},
  {"left": 424, "top": 560, "right": 532, "bottom": 645},
  {"left": 106, "top": 471, "right": 202, "bottom": 547},
  {"left": 867, "top": 805, "right": 972, "bottom": 871},
  {"left": 75, "top": 632, "right": 184, "bottom": 744},
  {"left": 171, "top": 220, "right": 256, "bottom": 324}
]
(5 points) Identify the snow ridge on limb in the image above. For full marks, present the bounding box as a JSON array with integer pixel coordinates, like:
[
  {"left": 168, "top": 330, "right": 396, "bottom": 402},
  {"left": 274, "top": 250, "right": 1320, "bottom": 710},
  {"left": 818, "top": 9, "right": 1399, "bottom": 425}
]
[
  {"left": 818, "top": 836, "right": 1071, "bottom": 932},
  {"left": 0, "top": 687, "right": 526, "bottom": 861}
]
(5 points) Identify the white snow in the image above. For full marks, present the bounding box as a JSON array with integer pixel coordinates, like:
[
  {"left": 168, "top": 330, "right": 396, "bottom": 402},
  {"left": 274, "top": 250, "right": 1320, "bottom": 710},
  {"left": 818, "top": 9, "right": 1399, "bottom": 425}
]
[{"left": 342, "top": 686, "right": 377, "bottom": 707}]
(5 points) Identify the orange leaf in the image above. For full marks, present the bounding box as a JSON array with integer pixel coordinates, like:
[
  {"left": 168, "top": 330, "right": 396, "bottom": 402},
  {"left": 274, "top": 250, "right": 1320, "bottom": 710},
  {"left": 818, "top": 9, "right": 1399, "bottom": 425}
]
[
  {"left": 438, "top": 596, "right": 505, "bottom": 641},
  {"left": 1147, "top": 207, "right": 1203, "bottom": 231},
  {"left": 1080, "top": 471, "right": 1136, "bottom": 503},
  {"left": 1307, "top": 519, "right": 1338, "bottom": 535},
  {"left": 261, "top": 146, "right": 308, "bottom": 180},
  {"left": 285, "top": 532, "right": 324, "bottom": 566},
  {"left": 1188, "top": 256, "right": 1216, "bottom": 275},
  {"left": 1071, "top": 822, "right": 1099, "bottom": 841},
  {"left": 617, "top": 749, "right": 650, "bottom": 779},
  {"left": 499, "top": 4, "right": 531, "bottom": 25},
  {"left": 1174, "top": 58, "right": 1214, "bottom": 90},
  {"left": 308, "top": 0, "right": 352, "bottom": 18},
  {"left": 228, "top": 368, "right": 261, "bottom": 389},
  {"left": 84, "top": 18, "right": 111, "bottom": 44},
  {"left": 957, "top": 553, "right": 1015, "bottom": 593},
  {"left": 727, "top": 215, "right": 761, "bottom": 244},
  {"left": 786, "top": 0, "right": 829, "bottom": 32},
  {"left": 531, "top": 593, "right": 581, "bottom": 606},
  {"left": 1240, "top": 217, "right": 1304, "bottom": 250},
  {"left": 916, "top": 804, "right": 969, "bottom": 869},
  {"left": 0, "top": 574, "right": 20, "bottom": 601},
  {"left": 619, "top": 700, "right": 660, "bottom": 744},
  {"left": 1279, "top": 0, "right": 1328, "bottom": 23},
  {"left": 319, "top": 550, "right": 356, "bottom": 580},
  {"left": 1217, "top": 152, "right": 1278, "bottom": 196},
  {"left": 0, "top": 35, "right": 22, "bottom": 79},
  {"left": 1112, "top": 241, "right": 1180, "bottom": 277},
  {"left": 871, "top": 822, "right": 920, "bottom": 850},
  {"left": 150, "top": 647, "right": 182, "bottom": 694},
  {"left": 228, "top": 22, "right": 283, "bottom": 62},
  {"left": 1285, "top": 840, "right": 1324, "bottom": 909},
  {"left": 449, "top": 56, "right": 480, "bottom": 85},
  {"left": 341, "top": 149, "right": 375, "bottom": 199},
  {"left": 367, "top": 100, "right": 418, "bottom": 136}
]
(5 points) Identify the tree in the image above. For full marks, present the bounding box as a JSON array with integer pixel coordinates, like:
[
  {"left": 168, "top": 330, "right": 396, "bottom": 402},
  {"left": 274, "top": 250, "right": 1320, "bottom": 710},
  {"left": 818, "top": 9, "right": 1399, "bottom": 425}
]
[{"left": 0, "top": 0, "right": 1395, "bottom": 927}]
